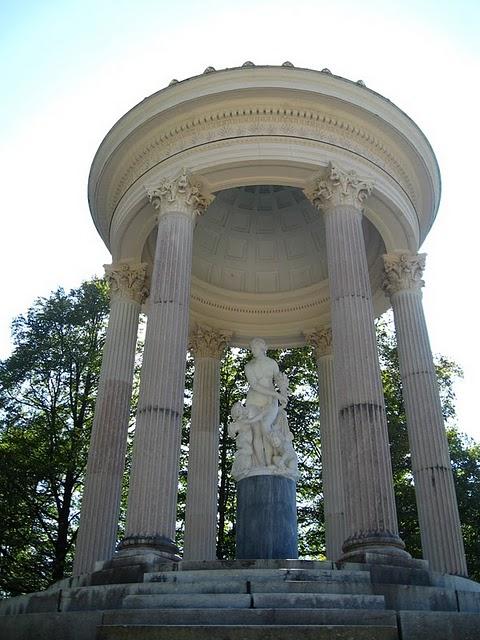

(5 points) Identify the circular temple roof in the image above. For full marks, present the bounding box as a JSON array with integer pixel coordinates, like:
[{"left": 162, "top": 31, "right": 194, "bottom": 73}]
[{"left": 88, "top": 64, "right": 441, "bottom": 345}]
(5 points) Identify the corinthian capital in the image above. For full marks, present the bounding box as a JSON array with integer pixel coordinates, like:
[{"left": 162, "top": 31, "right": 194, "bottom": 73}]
[
  {"left": 146, "top": 169, "right": 213, "bottom": 219},
  {"left": 306, "top": 162, "right": 373, "bottom": 212},
  {"left": 104, "top": 262, "right": 149, "bottom": 304},
  {"left": 382, "top": 252, "right": 426, "bottom": 297},
  {"left": 304, "top": 327, "right": 333, "bottom": 358},
  {"left": 189, "top": 325, "right": 231, "bottom": 359}
]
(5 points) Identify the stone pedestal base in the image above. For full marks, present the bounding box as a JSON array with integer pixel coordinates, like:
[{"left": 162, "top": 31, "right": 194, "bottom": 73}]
[{"left": 236, "top": 475, "right": 298, "bottom": 559}]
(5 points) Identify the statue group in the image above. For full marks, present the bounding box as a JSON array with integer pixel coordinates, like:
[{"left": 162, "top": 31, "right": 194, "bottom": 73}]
[{"left": 228, "top": 338, "right": 299, "bottom": 481}]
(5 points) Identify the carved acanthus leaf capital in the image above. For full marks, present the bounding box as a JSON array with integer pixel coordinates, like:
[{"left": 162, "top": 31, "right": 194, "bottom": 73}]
[
  {"left": 304, "top": 327, "right": 333, "bottom": 358},
  {"left": 104, "top": 262, "right": 149, "bottom": 304},
  {"left": 305, "top": 162, "right": 373, "bottom": 212},
  {"left": 382, "top": 252, "right": 426, "bottom": 297},
  {"left": 188, "top": 325, "right": 231, "bottom": 359},
  {"left": 146, "top": 169, "right": 213, "bottom": 220}
]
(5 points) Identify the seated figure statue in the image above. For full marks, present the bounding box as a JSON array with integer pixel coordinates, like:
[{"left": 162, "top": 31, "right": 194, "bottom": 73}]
[{"left": 228, "top": 338, "right": 298, "bottom": 481}]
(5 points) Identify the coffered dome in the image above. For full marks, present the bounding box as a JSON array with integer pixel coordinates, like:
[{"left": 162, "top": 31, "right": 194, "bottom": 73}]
[{"left": 192, "top": 185, "right": 383, "bottom": 295}]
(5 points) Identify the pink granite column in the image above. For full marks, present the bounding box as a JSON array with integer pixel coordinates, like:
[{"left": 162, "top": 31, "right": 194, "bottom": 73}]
[
  {"left": 306, "top": 163, "right": 408, "bottom": 563},
  {"left": 383, "top": 252, "right": 467, "bottom": 575},
  {"left": 120, "top": 170, "right": 212, "bottom": 560},
  {"left": 73, "top": 262, "right": 147, "bottom": 575}
]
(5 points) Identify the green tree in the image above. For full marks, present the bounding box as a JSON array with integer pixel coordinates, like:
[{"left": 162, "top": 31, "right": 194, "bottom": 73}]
[{"left": 0, "top": 281, "right": 109, "bottom": 596}]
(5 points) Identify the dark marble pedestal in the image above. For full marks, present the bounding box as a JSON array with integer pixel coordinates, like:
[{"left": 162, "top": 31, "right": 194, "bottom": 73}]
[{"left": 236, "top": 474, "right": 298, "bottom": 559}]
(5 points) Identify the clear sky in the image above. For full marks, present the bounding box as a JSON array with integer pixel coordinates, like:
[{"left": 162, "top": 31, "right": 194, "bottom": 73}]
[{"left": 1, "top": 0, "right": 479, "bottom": 438}]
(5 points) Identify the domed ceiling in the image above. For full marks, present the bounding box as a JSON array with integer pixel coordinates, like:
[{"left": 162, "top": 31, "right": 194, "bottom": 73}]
[
  {"left": 142, "top": 184, "right": 386, "bottom": 345},
  {"left": 192, "top": 185, "right": 383, "bottom": 295}
]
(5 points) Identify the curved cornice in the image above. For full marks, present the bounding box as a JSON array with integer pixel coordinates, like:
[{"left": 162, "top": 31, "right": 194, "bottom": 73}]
[{"left": 88, "top": 65, "right": 441, "bottom": 251}]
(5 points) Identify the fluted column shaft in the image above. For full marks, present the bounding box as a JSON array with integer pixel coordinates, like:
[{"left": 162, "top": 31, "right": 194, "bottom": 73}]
[
  {"left": 308, "top": 328, "right": 346, "bottom": 561},
  {"left": 122, "top": 171, "right": 212, "bottom": 557},
  {"left": 383, "top": 252, "right": 467, "bottom": 575},
  {"left": 73, "top": 262, "right": 147, "bottom": 575},
  {"left": 183, "top": 327, "right": 228, "bottom": 560},
  {"left": 306, "top": 164, "right": 406, "bottom": 561}
]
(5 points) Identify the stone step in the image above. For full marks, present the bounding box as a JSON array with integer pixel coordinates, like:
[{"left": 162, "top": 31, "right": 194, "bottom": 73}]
[
  {"left": 373, "top": 583, "right": 458, "bottom": 611},
  {"left": 252, "top": 593, "right": 385, "bottom": 610},
  {"left": 249, "top": 579, "right": 374, "bottom": 595},
  {"left": 59, "top": 579, "right": 472, "bottom": 615},
  {"left": 103, "top": 607, "right": 398, "bottom": 627},
  {"left": 59, "top": 573, "right": 374, "bottom": 612},
  {"left": 133, "top": 580, "right": 248, "bottom": 595},
  {"left": 96, "top": 624, "right": 399, "bottom": 639},
  {"left": 178, "top": 559, "right": 335, "bottom": 571},
  {"left": 122, "top": 592, "right": 385, "bottom": 611},
  {"left": 128, "top": 578, "right": 374, "bottom": 596},
  {"left": 122, "top": 593, "right": 252, "bottom": 609},
  {"left": 144, "top": 568, "right": 371, "bottom": 583}
]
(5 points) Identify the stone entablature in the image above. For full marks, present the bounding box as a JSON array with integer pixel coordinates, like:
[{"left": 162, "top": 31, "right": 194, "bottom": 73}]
[
  {"left": 89, "top": 66, "right": 440, "bottom": 260},
  {"left": 110, "top": 103, "right": 415, "bottom": 217}
]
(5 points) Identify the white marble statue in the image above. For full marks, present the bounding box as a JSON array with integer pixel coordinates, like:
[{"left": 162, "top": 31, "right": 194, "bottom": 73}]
[{"left": 228, "top": 338, "right": 299, "bottom": 481}]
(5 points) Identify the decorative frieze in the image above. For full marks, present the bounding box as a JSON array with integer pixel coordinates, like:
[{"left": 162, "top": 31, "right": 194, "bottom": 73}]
[
  {"left": 306, "top": 162, "right": 373, "bottom": 211},
  {"left": 382, "top": 252, "right": 426, "bottom": 297},
  {"left": 189, "top": 325, "right": 230, "bottom": 359},
  {"left": 305, "top": 327, "right": 332, "bottom": 358},
  {"left": 109, "top": 107, "right": 415, "bottom": 217},
  {"left": 146, "top": 169, "right": 213, "bottom": 219},
  {"left": 104, "top": 262, "right": 149, "bottom": 304}
]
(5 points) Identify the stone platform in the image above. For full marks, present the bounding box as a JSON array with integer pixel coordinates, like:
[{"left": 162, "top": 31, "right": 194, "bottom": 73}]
[{"left": 1, "top": 558, "right": 480, "bottom": 639}]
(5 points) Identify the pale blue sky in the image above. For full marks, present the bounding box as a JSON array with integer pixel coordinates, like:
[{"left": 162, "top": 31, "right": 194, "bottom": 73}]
[{"left": 1, "top": 0, "right": 479, "bottom": 437}]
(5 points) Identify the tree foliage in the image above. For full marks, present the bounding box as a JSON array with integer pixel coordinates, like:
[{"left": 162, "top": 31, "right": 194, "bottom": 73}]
[{"left": 0, "top": 281, "right": 109, "bottom": 596}]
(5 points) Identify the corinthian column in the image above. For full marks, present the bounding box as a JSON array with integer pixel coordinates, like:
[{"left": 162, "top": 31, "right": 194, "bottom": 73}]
[
  {"left": 306, "top": 163, "right": 407, "bottom": 562},
  {"left": 383, "top": 252, "right": 467, "bottom": 575},
  {"left": 306, "top": 327, "right": 346, "bottom": 561},
  {"left": 183, "top": 326, "right": 229, "bottom": 561},
  {"left": 73, "top": 262, "right": 148, "bottom": 575},
  {"left": 120, "top": 170, "right": 213, "bottom": 559}
]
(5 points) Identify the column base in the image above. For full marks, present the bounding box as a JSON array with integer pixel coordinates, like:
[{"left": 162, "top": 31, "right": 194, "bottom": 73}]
[
  {"left": 90, "top": 537, "right": 180, "bottom": 584},
  {"left": 340, "top": 531, "right": 411, "bottom": 565},
  {"left": 117, "top": 535, "right": 181, "bottom": 562},
  {"left": 236, "top": 474, "right": 298, "bottom": 560}
]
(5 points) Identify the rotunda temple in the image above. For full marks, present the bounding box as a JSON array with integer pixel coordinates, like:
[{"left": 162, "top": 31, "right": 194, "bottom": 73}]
[{"left": 2, "top": 63, "right": 479, "bottom": 640}]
